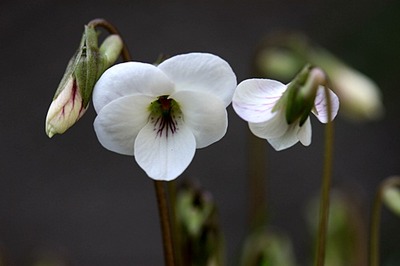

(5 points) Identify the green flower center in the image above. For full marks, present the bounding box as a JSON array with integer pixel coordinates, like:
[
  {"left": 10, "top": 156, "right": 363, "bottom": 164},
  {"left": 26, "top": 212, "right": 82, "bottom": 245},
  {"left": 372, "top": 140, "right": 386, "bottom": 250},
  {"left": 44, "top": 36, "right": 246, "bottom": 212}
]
[{"left": 149, "top": 95, "right": 182, "bottom": 137}]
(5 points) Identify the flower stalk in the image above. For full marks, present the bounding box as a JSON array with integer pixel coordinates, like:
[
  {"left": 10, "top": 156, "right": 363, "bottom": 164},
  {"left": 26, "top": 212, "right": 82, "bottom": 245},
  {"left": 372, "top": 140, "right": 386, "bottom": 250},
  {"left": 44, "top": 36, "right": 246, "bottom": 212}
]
[
  {"left": 154, "top": 181, "right": 175, "bottom": 266},
  {"left": 314, "top": 86, "right": 334, "bottom": 266},
  {"left": 369, "top": 176, "right": 400, "bottom": 266},
  {"left": 248, "top": 133, "right": 268, "bottom": 230},
  {"left": 87, "top": 18, "right": 131, "bottom": 61}
]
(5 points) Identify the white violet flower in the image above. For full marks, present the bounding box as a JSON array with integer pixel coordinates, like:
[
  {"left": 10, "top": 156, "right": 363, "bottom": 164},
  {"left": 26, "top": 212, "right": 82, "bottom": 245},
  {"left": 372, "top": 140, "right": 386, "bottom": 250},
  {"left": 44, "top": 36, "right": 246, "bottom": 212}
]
[
  {"left": 233, "top": 67, "right": 339, "bottom": 151},
  {"left": 93, "top": 53, "right": 237, "bottom": 181}
]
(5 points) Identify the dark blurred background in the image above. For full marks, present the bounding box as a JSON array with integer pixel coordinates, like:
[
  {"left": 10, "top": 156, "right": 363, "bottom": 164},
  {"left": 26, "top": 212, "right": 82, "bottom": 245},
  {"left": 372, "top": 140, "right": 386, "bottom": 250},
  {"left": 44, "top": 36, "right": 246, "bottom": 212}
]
[{"left": 1, "top": 0, "right": 400, "bottom": 265}]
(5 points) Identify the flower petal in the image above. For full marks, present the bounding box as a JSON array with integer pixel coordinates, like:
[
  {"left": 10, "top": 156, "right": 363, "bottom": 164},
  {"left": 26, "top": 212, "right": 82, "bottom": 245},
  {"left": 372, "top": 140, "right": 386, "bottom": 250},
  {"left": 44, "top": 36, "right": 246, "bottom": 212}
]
[
  {"left": 134, "top": 118, "right": 196, "bottom": 181},
  {"left": 266, "top": 124, "right": 300, "bottom": 151},
  {"left": 171, "top": 90, "right": 227, "bottom": 149},
  {"left": 158, "top": 53, "right": 237, "bottom": 107},
  {"left": 93, "top": 95, "right": 153, "bottom": 155},
  {"left": 297, "top": 117, "right": 312, "bottom": 146},
  {"left": 312, "top": 86, "right": 340, "bottom": 123},
  {"left": 263, "top": 118, "right": 312, "bottom": 151},
  {"left": 93, "top": 62, "right": 174, "bottom": 113},
  {"left": 248, "top": 109, "right": 288, "bottom": 140},
  {"left": 45, "top": 76, "right": 87, "bottom": 137},
  {"left": 233, "top": 79, "right": 287, "bottom": 123}
]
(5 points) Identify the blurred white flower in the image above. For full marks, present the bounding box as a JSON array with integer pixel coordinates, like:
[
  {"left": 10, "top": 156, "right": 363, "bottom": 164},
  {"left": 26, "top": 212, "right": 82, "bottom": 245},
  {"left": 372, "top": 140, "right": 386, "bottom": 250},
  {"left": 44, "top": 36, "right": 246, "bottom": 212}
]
[
  {"left": 93, "top": 53, "right": 237, "bottom": 181},
  {"left": 330, "top": 66, "right": 383, "bottom": 121}
]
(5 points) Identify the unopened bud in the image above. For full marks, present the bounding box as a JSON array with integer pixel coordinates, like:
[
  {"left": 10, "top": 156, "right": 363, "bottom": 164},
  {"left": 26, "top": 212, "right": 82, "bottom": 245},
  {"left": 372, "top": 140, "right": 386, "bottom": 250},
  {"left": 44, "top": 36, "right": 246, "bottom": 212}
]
[
  {"left": 45, "top": 24, "right": 123, "bottom": 138},
  {"left": 329, "top": 66, "right": 384, "bottom": 121},
  {"left": 240, "top": 229, "right": 296, "bottom": 266},
  {"left": 45, "top": 75, "right": 87, "bottom": 138},
  {"left": 176, "top": 182, "right": 224, "bottom": 266},
  {"left": 382, "top": 177, "right": 400, "bottom": 217},
  {"left": 100, "top": 34, "right": 123, "bottom": 68}
]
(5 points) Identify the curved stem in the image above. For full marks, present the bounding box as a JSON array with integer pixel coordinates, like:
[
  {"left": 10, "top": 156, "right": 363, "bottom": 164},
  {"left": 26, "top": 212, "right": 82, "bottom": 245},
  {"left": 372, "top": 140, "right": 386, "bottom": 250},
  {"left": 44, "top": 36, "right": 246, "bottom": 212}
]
[
  {"left": 88, "top": 18, "right": 132, "bottom": 61},
  {"left": 314, "top": 86, "right": 334, "bottom": 266},
  {"left": 369, "top": 176, "right": 400, "bottom": 266},
  {"left": 154, "top": 181, "right": 175, "bottom": 266}
]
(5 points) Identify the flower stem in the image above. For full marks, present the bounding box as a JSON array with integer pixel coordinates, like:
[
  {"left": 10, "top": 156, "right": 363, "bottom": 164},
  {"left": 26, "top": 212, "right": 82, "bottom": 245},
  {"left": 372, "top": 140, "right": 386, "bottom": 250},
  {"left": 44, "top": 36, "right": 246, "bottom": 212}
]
[
  {"left": 369, "top": 176, "right": 400, "bottom": 266},
  {"left": 87, "top": 18, "right": 132, "bottom": 61},
  {"left": 248, "top": 132, "right": 268, "bottom": 230},
  {"left": 167, "top": 181, "right": 183, "bottom": 266},
  {"left": 314, "top": 87, "right": 334, "bottom": 266},
  {"left": 154, "top": 180, "right": 175, "bottom": 266}
]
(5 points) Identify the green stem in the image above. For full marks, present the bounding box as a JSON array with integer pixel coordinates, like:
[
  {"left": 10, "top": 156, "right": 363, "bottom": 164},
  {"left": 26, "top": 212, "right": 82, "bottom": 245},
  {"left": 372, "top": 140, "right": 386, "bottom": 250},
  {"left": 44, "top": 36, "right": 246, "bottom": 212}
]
[
  {"left": 154, "top": 181, "right": 175, "bottom": 266},
  {"left": 370, "top": 183, "right": 383, "bottom": 266},
  {"left": 314, "top": 86, "right": 334, "bottom": 266},
  {"left": 369, "top": 176, "right": 400, "bottom": 266},
  {"left": 88, "top": 18, "right": 132, "bottom": 61}
]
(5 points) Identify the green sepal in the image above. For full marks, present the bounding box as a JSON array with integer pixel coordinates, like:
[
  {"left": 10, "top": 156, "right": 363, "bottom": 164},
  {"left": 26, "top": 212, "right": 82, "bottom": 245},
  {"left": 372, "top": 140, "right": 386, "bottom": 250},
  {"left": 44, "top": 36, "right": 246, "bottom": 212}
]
[
  {"left": 52, "top": 46, "right": 80, "bottom": 101},
  {"left": 74, "top": 25, "right": 107, "bottom": 108},
  {"left": 52, "top": 25, "right": 108, "bottom": 108},
  {"left": 284, "top": 64, "right": 311, "bottom": 124},
  {"left": 283, "top": 64, "right": 319, "bottom": 126}
]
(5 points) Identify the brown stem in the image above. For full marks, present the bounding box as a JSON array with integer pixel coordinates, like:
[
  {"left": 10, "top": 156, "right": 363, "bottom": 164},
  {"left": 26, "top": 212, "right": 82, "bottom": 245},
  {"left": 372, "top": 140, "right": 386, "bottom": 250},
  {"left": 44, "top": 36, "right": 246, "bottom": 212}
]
[
  {"left": 154, "top": 180, "right": 175, "bottom": 266},
  {"left": 88, "top": 18, "right": 132, "bottom": 61},
  {"left": 248, "top": 132, "right": 267, "bottom": 230},
  {"left": 167, "top": 181, "right": 182, "bottom": 266}
]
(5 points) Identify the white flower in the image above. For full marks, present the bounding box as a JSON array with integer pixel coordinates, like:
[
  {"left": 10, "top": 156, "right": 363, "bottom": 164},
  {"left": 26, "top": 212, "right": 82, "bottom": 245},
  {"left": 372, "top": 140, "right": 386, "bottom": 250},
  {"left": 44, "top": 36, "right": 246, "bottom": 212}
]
[
  {"left": 232, "top": 77, "right": 339, "bottom": 151},
  {"left": 93, "top": 53, "right": 237, "bottom": 181}
]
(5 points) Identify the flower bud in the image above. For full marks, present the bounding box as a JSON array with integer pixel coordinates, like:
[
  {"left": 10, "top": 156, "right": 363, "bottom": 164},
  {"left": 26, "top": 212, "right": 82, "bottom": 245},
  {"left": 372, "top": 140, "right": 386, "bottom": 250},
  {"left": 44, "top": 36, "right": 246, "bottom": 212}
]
[
  {"left": 99, "top": 34, "right": 123, "bottom": 68},
  {"left": 306, "top": 191, "right": 368, "bottom": 266},
  {"left": 329, "top": 65, "right": 383, "bottom": 121},
  {"left": 240, "top": 228, "right": 296, "bottom": 266},
  {"left": 254, "top": 32, "right": 384, "bottom": 122},
  {"left": 382, "top": 176, "right": 400, "bottom": 217},
  {"left": 45, "top": 25, "right": 123, "bottom": 138},
  {"left": 383, "top": 186, "right": 400, "bottom": 216},
  {"left": 176, "top": 182, "right": 224, "bottom": 266}
]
